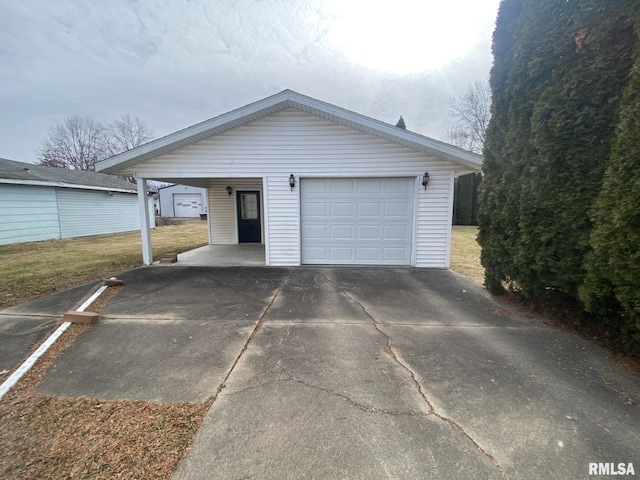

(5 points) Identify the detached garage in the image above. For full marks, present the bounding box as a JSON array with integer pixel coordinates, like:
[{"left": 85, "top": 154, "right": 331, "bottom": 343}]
[
  {"left": 96, "top": 90, "right": 481, "bottom": 267},
  {"left": 157, "top": 184, "right": 207, "bottom": 218}
]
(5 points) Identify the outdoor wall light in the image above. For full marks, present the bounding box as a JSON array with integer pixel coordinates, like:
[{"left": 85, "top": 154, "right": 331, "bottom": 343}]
[
  {"left": 289, "top": 174, "right": 296, "bottom": 191},
  {"left": 422, "top": 171, "right": 430, "bottom": 190},
  {"left": 225, "top": 186, "right": 233, "bottom": 197}
]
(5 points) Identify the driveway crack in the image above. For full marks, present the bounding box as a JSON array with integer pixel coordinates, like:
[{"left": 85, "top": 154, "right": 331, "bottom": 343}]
[
  {"left": 275, "top": 362, "right": 424, "bottom": 417},
  {"left": 317, "top": 271, "right": 509, "bottom": 480},
  {"left": 208, "top": 268, "right": 292, "bottom": 404}
]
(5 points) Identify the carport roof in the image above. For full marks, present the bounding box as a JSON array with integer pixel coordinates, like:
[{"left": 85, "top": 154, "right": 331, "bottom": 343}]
[{"left": 96, "top": 89, "right": 483, "bottom": 175}]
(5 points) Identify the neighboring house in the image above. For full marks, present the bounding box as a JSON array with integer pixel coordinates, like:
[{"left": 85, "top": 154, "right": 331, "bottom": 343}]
[
  {"left": 157, "top": 184, "right": 207, "bottom": 217},
  {"left": 97, "top": 90, "right": 481, "bottom": 267},
  {"left": 0, "top": 158, "right": 155, "bottom": 246}
]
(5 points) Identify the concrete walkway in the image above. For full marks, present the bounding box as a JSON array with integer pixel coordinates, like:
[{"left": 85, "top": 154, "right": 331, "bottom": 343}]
[{"left": 30, "top": 266, "right": 640, "bottom": 479}]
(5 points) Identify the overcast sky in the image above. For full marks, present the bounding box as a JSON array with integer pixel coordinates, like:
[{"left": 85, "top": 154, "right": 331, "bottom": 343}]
[{"left": 1, "top": 0, "right": 500, "bottom": 163}]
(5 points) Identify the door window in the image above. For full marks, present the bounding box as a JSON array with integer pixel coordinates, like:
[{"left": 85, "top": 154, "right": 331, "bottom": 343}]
[{"left": 240, "top": 193, "right": 258, "bottom": 220}]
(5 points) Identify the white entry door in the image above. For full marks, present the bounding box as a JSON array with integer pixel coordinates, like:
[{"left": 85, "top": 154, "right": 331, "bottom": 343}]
[{"left": 301, "top": 178, "right": 414, "bottom": 265}]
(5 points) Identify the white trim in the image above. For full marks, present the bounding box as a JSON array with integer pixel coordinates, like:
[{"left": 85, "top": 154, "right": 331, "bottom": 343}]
[
  {"left": 137, "top": 178, "right": 153, "bottom": 265},
  {"left": 0, "top": 178, "right": 137, "bottom": 193},
  {"left": 412, "top": 175, "right": 421, "bottom": 267},
  {"left": 445, "top": 172, "right": 456, "bottom": 268},
  {"left": 262, "top": 177, "right": 271, "bottom": 266}
]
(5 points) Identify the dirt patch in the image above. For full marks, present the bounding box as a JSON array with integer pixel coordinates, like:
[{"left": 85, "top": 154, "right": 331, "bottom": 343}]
[{"left": 0, "top": 286, "right": 211, "bottom": 480}]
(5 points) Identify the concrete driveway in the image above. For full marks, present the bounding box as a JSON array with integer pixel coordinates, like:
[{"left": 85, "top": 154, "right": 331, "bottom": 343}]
[{"left": 35, "top": 266, "right": 639, "bottom": 479}]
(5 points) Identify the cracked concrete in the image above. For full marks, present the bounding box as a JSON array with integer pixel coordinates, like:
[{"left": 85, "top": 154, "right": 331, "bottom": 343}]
[
  {"left": 23, "top": 266, "right": 640, "bottom": 479},
  {"left": 315, "top": 270, "right": 508, "bottom": 479}
]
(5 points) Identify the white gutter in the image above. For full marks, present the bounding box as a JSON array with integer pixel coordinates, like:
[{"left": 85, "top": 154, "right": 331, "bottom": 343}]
[
  {"left": 0, "top": 178, "right": 137, "bottom": 193},
  {"left": 0, "top": 282, "right": 111, "bottom": 401}
]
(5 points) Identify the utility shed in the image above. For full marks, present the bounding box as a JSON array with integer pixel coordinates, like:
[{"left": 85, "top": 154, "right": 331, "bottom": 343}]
[
  {"left": 96, "top": 90, "right": 482, "bottom": 267},
  {"left": 158, "top": 184, "right": 207, "bottom": 217},
  {"left": 0, "top": 158, "right": 155, "bottom": 245}
]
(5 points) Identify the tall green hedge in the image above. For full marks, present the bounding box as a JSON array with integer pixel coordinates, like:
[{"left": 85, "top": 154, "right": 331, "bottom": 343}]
[
  {"left": 479, "top": 0, "right": 640, "bottom": 348},
  {"left": 580, "top": 26, "right": 640, "bottom": 347}
]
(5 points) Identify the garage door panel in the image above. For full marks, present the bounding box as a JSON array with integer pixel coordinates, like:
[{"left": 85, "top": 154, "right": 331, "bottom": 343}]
[
  {"left": 331, "top": 225, "right": 354, "bottom": 240},
  {"left": 304, "top": 224, "right": 327, "bottom": 239},
  {"left": 331, "top": 247, "right": 354, "bottom": 261},
  {"left": 357, "top": 179, "right": 382, "bottom": 194},
  {"left": 302, "top": 202, "right": 327, "bottom": 216},
  {"left": 386, "top": 179, "right": 414, "bottom": 194},
  {"left": 357, "top": 225, "right": 381, "bottom": 240},
  {"left": 384, "top": 225, "right": 409, "bottom": 240},
  {"left": 331, "top": 203, "right": 354, "bottom": 216},
  {"left": 302, "top": 178, "right": 414, "bottom": 265},
  {"left": 303, "top": 246, "right": 328, "bottom": 261},
  {"left": 358, "top": 203, "right": 381, "bottom": 216},
  {"left": 383, "top": 247, "right": 409, "bottom": 262},
  {"left": 357, "top": 247, "right": 381, "bottom": 261},
  {"left": 384, "top": 202, "right": 411, "bottom": 217},
  {"left": 331, "top": 180, "right": 355, "bottom": 194}
]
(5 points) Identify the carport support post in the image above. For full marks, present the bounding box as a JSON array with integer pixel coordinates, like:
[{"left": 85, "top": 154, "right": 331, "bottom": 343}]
[{"left": 137, "top": 178, "right": 153, "bottom": 265}]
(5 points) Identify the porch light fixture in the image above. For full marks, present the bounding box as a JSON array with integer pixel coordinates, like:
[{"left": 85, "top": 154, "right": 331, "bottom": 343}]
[
  {"left": 289, "top": 174, "right": 296, "bottom": 191},
  {"left": 422, "top": 171, "right": 430, "bottom": 190},
  {"left": 225, "top": 186, "right": 233, "bottom": 197}
]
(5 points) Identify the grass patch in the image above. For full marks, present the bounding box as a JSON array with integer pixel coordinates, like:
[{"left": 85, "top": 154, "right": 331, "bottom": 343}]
[
  {"left": 0, "top": 221, "right": 208, "bottom": 309},
  {"left": 449, "top": 226, "right": 484, "bottom": 284}
]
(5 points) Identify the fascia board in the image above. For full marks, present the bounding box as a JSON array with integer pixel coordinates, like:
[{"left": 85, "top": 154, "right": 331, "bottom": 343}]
[{"left": 0, "top": 178, "right": 137, "bottom": 193}]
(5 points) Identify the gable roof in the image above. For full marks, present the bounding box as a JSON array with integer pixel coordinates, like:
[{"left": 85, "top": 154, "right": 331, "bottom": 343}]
[
  {"left": 96, "top": 90, "right": 482, "bottom": 174},
  {"left": 0, "top": 157, "right": 137, "bottom": 193}
]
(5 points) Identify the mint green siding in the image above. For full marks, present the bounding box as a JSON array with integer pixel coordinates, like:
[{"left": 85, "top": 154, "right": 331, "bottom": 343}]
[
  {"left": 0, "top": 184, "right": 60, "bottom": 245},
  {"left": 56, "top": 188, "right": 141, "bottom": 238},
  {"left": 0, "top": 184, "right": 154, "bottom": 245}
]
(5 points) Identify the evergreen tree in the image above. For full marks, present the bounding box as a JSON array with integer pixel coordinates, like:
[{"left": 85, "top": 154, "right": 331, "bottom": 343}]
[
  {"left": 581, "top": 16, "right": 640, "bottom": 348},
  {"left": 395, "top": 116, "right": 406, "bottom": 129},
  {"left": 516, "top": 0, "right": 636, "bottom": 297},
  {"left": 479, "top": 0, "right": 560, "bottom": 293},
  {"left": 479, "top": 0, "right": 637, "bottom": 299}
]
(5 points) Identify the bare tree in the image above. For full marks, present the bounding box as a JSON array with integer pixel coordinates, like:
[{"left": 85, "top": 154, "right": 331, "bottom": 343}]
[
  {"left": 105, "top": 114, "right": 154, "bottom": 156},
  {"left": 447, "top": 80, "right": 491, "bottom": 154},
  {"left": 37, "top": 114, "right": 154, "bottom": 171},
  {"left": 37, "top": 115, "right": 108, "bottom": 170}
]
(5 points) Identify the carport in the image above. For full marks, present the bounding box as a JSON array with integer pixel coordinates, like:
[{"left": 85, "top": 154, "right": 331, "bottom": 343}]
[{"left": 95, "top": 90, "right": 481, "bottom": 266}]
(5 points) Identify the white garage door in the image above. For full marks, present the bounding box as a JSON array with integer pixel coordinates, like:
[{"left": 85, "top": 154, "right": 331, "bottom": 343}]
[
  {"left": 301, "top": 178, "right": 414, "bottom": 265},
  {"left": 173, "top": 194, "right": 202, "bottom": 217}
]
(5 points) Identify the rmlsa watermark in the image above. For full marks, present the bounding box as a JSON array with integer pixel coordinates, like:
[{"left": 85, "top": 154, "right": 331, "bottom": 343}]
[{"left": 589, "top": 463, "right": 635, "bottom": 476}]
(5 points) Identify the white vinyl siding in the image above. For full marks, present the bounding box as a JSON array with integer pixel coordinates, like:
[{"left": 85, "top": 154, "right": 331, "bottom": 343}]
[
  {"left": 127, "top": 109, "right": 457, "bottom": 267},
  {"left": 207, "top": 179, "right": 262, "bottom": 244},
  {"left": 57, "top": 188, "right": 143, "bottom": 238},
  {"left": 265, "top": 176, "right": 300, "bottom": 266},
  {"left": 0, "top": 184, "right": 60, "bottom": 245}
]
